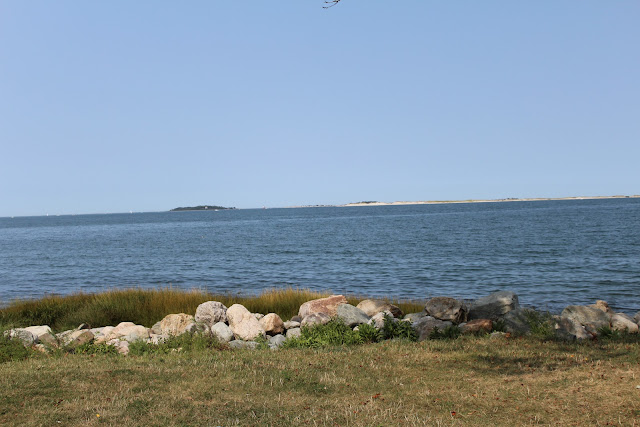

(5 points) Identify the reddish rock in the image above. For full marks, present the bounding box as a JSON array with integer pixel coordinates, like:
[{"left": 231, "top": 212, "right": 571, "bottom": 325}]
[
  {"left": 259, "top": 313, "right": 285, "bottom": 335},
  {"left": 298, "top": 295, "right": 348, "bottom": 319},
  {"left": 460, "top": 319, "right": 493, "bottom": 334}
]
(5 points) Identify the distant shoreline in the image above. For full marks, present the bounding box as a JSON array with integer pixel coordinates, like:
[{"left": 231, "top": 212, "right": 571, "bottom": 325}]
[{"left": 283, "top": 195, "right": 640, "bottom": 209}]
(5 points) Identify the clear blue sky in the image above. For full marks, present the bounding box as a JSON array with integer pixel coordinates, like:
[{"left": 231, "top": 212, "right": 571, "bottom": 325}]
[{"left": 1, "top": 1, "right": 638, "bottom": 216}]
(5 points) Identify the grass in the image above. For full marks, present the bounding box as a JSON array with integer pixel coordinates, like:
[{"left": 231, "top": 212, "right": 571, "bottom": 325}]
[
  {"left": 1, "top": 335, "right": 639, "bottom": 425},
  {"left": 0, "top": 288, "right": 424, "bottom": 332}
]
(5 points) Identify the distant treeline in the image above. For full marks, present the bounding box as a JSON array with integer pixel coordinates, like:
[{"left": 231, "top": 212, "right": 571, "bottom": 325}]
[{"left": 170, "top": 205, "right": 236, "bottom": 212}]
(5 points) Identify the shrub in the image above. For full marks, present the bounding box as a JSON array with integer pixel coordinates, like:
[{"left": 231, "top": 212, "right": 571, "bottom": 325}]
[
  {"left": 523, "top": 310, "right": 555, "bottom": 340},
  {"left": 0, "top": 333, "right": 35, "bottom": 363},
  {"left": 380, "top": 314, "right": 417, "bottom": 341},
  {"left": 356, "top": 323, "right": 381, "bottom": 343},
  {"left": 282, "top": 319, "right": 364, "bottom": 348}
]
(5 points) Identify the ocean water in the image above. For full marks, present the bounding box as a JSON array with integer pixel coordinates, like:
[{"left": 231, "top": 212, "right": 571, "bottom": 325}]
[{"left": 1, "top": 198, "right": 639, "bottom": 313}]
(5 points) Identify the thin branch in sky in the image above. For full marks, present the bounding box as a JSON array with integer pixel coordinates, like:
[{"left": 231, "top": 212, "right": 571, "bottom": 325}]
[{"left": 323, "top": 0, "right": 342, "bottom": 9}]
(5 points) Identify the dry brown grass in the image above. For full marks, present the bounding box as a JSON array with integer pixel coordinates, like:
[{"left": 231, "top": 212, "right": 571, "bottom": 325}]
[{"left": 1, "top": 336, "right": 639, "bottom": 426}]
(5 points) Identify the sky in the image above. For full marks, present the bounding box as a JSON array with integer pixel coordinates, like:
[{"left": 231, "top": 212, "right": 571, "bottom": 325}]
[{"left": 1, "top": 1, "right": 639, "bottom": 216}]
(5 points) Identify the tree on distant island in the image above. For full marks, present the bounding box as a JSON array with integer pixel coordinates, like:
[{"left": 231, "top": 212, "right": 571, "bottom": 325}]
[{"left": 170, "top": 205, "right": 236, "bottom": 212}]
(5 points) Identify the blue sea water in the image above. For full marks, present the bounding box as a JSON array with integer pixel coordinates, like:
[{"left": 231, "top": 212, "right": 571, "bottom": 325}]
[{"left": 1, "top": 198, "right": 639, "bottom": 313}]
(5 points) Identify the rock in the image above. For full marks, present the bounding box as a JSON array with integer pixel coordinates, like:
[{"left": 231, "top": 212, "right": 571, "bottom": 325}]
[
  {"left": 503, "top": 308, "right": 540, "bottom": 336},
  {"left": 460, "top": 319, "right": 493, "bottom": 334},
  {"left": 561, "top": 306, "right": 610, "bottom": 331},
  {"left": 158, "top": 313, "right": 196, "bottom": 336},
  {"left": 634, "top": 311, "right": 640, "bottom": 325},
  {"left": 425, "top": 297, "right": 466, "bottom": 323},
  {"left": 33, "top": 343, "right": 48, "bottom": 354},
  {"left": 588, "top": 300, "right": 613, "bottom": 316},
  {"left": 259, "top": 313, "right": 285, "bottom": 335},
  {"left": 555, "top": 317, "right": 591, "bottom": 341},
  {"left": 111, "top": 340, "right": 130, "bottom": 355},
  {"left": 77, "top": 323, "right": 91, "bottom": 330},
  {"left": 63, "top": 330, "right": 94, "bottom": 348},
  {"left": 611, "top": 313, "right": 639, "bottom": 333},
  {"left": 106, "top": 322, "right": 150, "bottom": 342},
  {"left": 90, "top": 327, "right": 105, "bottom": 335},
  {"left": 23, "top": 325, "right": 53, "bottom": 341},
  {"left": 194, "top": 301, "right": 228, "bottom": 327},
  {"left": 489, "top": 331, "right": 506, "bottom": 339},
  {"left": 227, "top": 304, "right": 266, "bottom": 341},
  {"left": 229, "top": 340, "right": 260, "bottom": 350},
  {"left": 290, "top": 315, "right": 302, "bottom": 323},
  {"left": 468, "top": 291, "right": 519, "bottom": 320},
  {"left": 38, "top": 333, "right": 59, "bottom": 348},
  {"left": 210, "top": 322, "right": 234, "bottom": 342},
  {"left": 269, "top": 334, "right": 286, "bottom": 348},
  {"left": 368, "top": 310, "right": 394, "bottom": 329},
  {"left": 300, "top": 313, "right": 331, "bottom": 327},
  {"left": 298, "top": 295, "right": 348, "bottom": 319},
  {"left": 149, "top": 334, "right": 168, "bottom": 345},
  {"left": 356, "top": 299, "right": 403, "bottom": 318},
  {"left": 413, "top": 317, "right": 453, "bottom": 341},
  {"left": 336, "top": 304, "right": 371, "bottom": 327},
  {"left": 403, "top": 311, "right": 428, "bottom": 325},
  {"left": 6, "top": 329, "right": 36, "bottom": 346},
  {"left": 253, "top": 313, "right": 265, "bottom": 320},
  {"left": 283, "top": 320, "right": 300, "bottom": 330},
  {"left": 286, "top": 328, "right": 301, "bottom": 339},
  {"left": 151, "top": 321, "right": 162, "bottom": 335}
]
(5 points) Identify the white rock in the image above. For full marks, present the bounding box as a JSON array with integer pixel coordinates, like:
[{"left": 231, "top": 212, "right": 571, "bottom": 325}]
[
  {"left": 194, "top": 301, "right": 228, "bottom": 327},
  {"left": 611, "top": 313, "right": 639, "bottom": 333},
  {"left": 23, "top": 325, "right": 52, "bottom": 340},
  {"left": 226, "top": 304, "right": 266, "bottom": 341}
]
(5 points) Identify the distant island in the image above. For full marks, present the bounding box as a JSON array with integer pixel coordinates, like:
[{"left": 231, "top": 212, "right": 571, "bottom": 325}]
[
  {"left": 342, "top": 195, "right": 640, "bottom": 207},
  {"left": 170, "top": 205, "right": 236, "bottom": 212}
]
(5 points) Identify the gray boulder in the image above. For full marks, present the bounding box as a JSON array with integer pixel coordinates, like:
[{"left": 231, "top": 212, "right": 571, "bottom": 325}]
[
  {"left": 611, "top": 313, "right": 639, "bottom": 333},
  {"left": 286, "top": 328, "right": 301, "bottom": 339},
  {"left": 468, "top": 291, "right": 519, "bottom": 320},
  {"left": 151, "top": 321, "right": 162, "bottom": 335},
  {"left": 633, "top": 311, "right": 640, "bottom": 325},
  {"left": 413, "top": 317, "right": 453, "bottom": 341},
  {"left": 269, "top": 334, "right": 286, "bottom": 348},
  {"left": 5, "top": 329, "right": 36, "bottom": 346},
  {"left": 194, "top": 301, "right": 228, "bottom": 327},
  {"left": 555, "top": 317, "right": 590, "bottom": 341},
  {"left": 336, "top": 304, "right": 371, "bottom": 327},
  {"left": 300, "top": 313, "right": 331, "bottom": 327},
  {"left": 210, "top": 322, "right": 234, "bottom": 342},
  {"left": 425, "top": 297, "right": 466, "bottom": 323},
  {"left": 502, "top": 308, "right": 543, "bottom": 336},
  {"left": 38, "top": 333, "right": 60, "bottom": 348},
  {"left": 403, "top": 311, "right": 428, "bottom": 325},
  {"left": 368, "top": 310, "right": 394, "bottom": 329},
  {"left": 62, "top": 330, "right": 95, "bottom": 348},
  {"left": 356, "top": 299, "right": 403, "bottom": 318},
  {"left": 561, "top": 305, "right": 610, "bottom": 331}
]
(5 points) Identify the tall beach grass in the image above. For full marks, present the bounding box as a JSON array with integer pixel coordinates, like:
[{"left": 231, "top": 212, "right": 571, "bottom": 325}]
[{"left": 0, "top": 288, "right": 424, "bottom": 332}]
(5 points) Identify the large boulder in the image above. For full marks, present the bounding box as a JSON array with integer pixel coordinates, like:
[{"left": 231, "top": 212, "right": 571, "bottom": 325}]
[
  {"left": 336, "top": 304, "right": 370, "bottom": 327},
  {"left": 588, "top": 300, "right": 613, "bottom": 316},
  {"left": 460, "top": 319, "right": 493, "bottom": 334},
  {"left": 300, "top": 313, "right": 331, "bottom": 327},
  {"left": 502, "top": 308, "right": 539, "bottom": 336},
  {"left": 106, "top": 322, "right": 150, "bottom": 342},
  {"left": 413, "top": 317, "right": 453, "bottom": 341},
  {"left": 227, "top": 304, "right": 266, "bottom": 341},
  {"left": 259, "top": 313, "right": 285, "bottom": 335},
  {"left": 356, "top": 299, "right": 403, "bottom": 318},
  {"left": 159, "top": 313, "right": 196, "bottom": 336},
  {"left": 298, "top": 295, "right": 348, "bottom": 319},
  {"left": 194, "top": 301, "right": 228, "bottom": 327},
  {"left": 633, "top": 311, "right": 640, "bottom": 325},
  {"left": 555, "top": 317, "right": 590, "bottom": 341},
  {"left": 611, "top": 313, "right": 639, "bottom": 333},
  {"left": 286, "top": 328, "right": 301, "bottom": 339},
  {"left": 561, "top": 306, "right": 610, "bottom": 331},
  {"left": 23, "top": 325, "right": 53, "bottom": 341},
  {"left": 425, "top": 297, "right": 466, "bottom": 323},
  {"left": 403, "top": 311, "right": 428, "bottom": 325},
  {"left": 468, "top": 291, "right": 519, "bottom": 321},
  {"left": 5, "top": 329, "right": 36, "bottom": 346},
  {"left": 62, "top": 330, "right": 95, "bottom": 348},
  {"left": 210, "top": 322, "right": 234, "bottom": 342}
]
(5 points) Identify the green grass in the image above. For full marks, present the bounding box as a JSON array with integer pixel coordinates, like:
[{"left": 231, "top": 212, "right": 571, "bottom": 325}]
[
  {"left": 0, "top": 288, "right": 424, "bottom": 332},
  {"left": 1, "top": 336, "right": 639, "bottom": 426}
]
